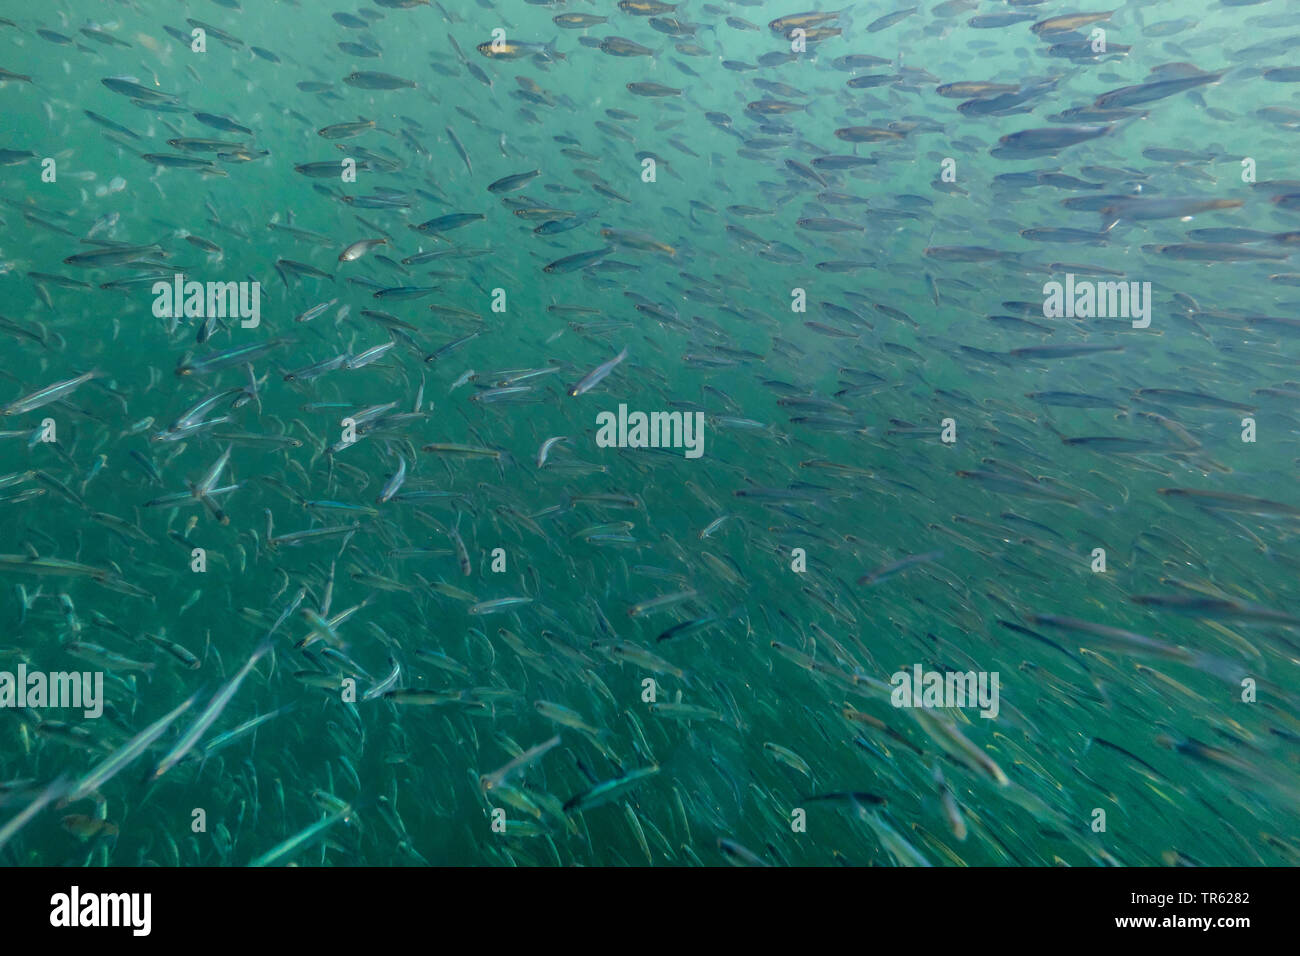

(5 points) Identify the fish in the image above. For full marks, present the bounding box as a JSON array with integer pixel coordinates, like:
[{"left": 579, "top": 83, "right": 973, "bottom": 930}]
[
  {"left": 67, "top": 694, "right": 200, "bottom": 802},
  {"left": 1142, "top": 243, "right": 1288, "bottom": 262},
  {"left": 344, "top": 71, "right": 416, "bottom": 90},
  {"left": 994, "top": 125, "right": 1114, "bottom": 155},
  {"left": 1129, "top": 594, "right": 1300, "bottom": 626},
  {"left": 476, "top": 39, "right": 562, "bottom": 62},
  {"left": 1, "top": 370, "right": 101, "bottom": 416},
  {"left": 1094, "top": 71, "right": 1225, "bottom": 110},
  {"left": 563, "top": 765, "right": 660, "bottom": 813},
  {"left": 468, "top": 597, "right": 534, "bottom": 615},
  {"left": 1031, "top": 11, "right": 1114, "bottom": 35},
  {"left": 1026, "top": 614, "right": 1244, "bottom": 682},
  {"left": 626, "top": 82, "right": 681, "bottom": 97},
  {"left": 63, "top": 245, "right": 164, "bottom": 268},
  {"left": 834, "top": 126, "right": 906, "bottom": 143},
  {"left": 1157, "top": 489, "right": 1300, "bottom": 520},
  {"left": 249, "top": 810, "right": 351, "bottom": 866},
  {"left": 410, "top": 213, "right": 484, "bottom": 234},
  {"left": 535, "top": 700, "right": 606, "bottom": 738},
  {"left": 555, "top": 14, "right": 609, "bottom": 29},
  {"left": 319, "top": 119, "right": 376, "bottom": 140},
  {"left": 65, "top": 643, "right": 156, "bottom": 672},
  {"left": 858, "top": 551, "right": 945, "bottom": 585},
  {"left": 568, "top": 346, "right": 629, "bottom": 396},
  {"left": 488, "top": 170, "right": 543, "bottom": 194},
  {"left": 600, "top": 37, "right": 656, "bottom": 57},
  {"left": 151, "top": 640, "right": 274, "bottom": 779},
  {"left": 338, "top": 238, "right": 388, "bottom": 262}
]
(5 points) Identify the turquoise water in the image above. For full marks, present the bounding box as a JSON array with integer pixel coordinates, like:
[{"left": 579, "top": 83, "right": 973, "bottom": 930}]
[{"left": 1, "top": 0, "right": 1299, "bottom": 867}]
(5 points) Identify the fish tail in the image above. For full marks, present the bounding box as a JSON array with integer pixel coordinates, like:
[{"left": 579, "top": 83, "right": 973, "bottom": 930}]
[{"left": 1191, "top": 652, "right": 1246, "bottom": 686}]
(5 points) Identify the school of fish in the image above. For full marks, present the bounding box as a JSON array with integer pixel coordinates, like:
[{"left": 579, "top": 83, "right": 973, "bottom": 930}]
[{"left": 1, "top": 0, "right": 1299, "bottom": 867}]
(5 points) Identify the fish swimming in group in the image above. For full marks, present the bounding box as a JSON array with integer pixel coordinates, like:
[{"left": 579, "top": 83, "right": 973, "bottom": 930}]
[{"left": 0, "top": 0, "right": 1295, "bottom": 876}]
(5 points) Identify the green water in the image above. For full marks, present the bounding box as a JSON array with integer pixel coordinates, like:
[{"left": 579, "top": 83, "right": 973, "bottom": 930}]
[{"left": 1, "top": 0, "right": 1298, "bottom": 867}]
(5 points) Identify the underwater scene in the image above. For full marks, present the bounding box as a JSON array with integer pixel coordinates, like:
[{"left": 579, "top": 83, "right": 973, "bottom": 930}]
[{"left": 1, "top": 0, "right": 1299, "bottom": 869}]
